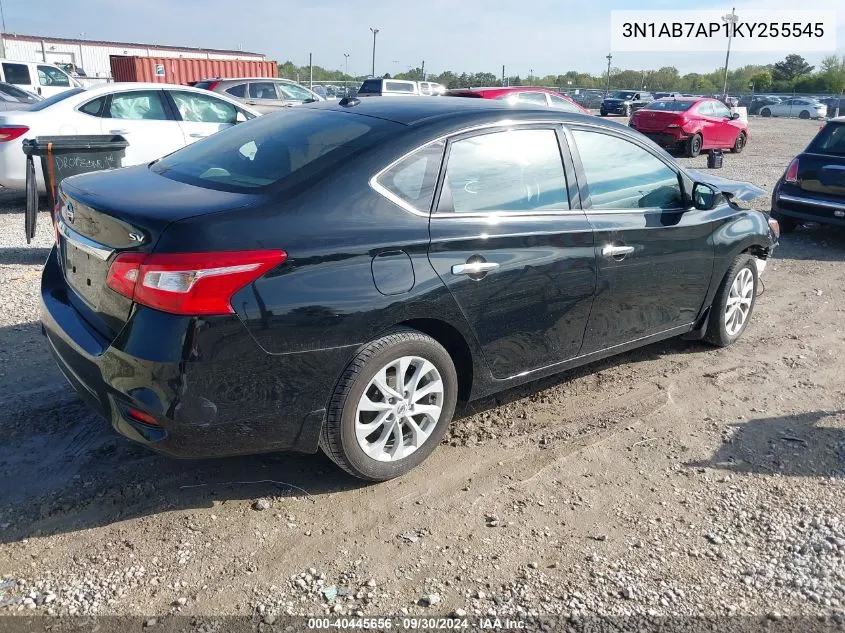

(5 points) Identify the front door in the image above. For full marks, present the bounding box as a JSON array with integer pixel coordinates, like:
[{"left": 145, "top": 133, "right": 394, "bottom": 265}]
[
  {"left": 36, "top": 65, "right": 73, "bottom": 98},
  {"left": 708, "top": 99, "right": 738, "bottom": 147},
  {"left": 428, "top": 126, "right": 596, "bottom": 379},
  {"left": 567, "top": 126, "right": 716, "bottom": 353},
  {"left": 99, "top": 90, "right": 185, "bottom": 166}
]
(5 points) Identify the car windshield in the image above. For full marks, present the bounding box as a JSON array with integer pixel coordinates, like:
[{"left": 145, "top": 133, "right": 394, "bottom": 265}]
[
  {"left": 809, "top": 122, "right": 845, "bottom": 156},
  {"left": 646, "top": 100, "right": 694, "bottom": 112},
  {"left": 611, "top": 91, "right": 635, "bottom": 100},
  {"left": 151, "top": 108, "right": 401, "bottom": 194},
  {"left": 27, "top": 88, "right": 85, "bottom": 111}
]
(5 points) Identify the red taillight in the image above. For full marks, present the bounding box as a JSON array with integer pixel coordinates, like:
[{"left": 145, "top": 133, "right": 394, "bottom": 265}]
[
  {"left": 127, "top": 408, "right": 160, "bottom": 426},
  {"left": 205, "top": 81, "right": 220, "bottom": 91},
  {"left": 784, "top": 158, "right": 800, "bottom": 184},
  {"left": 0, "top": 125, "right": 29, "bottom": 142},
  {"left": 106, "top": 250, "right": 286, "bottom": 316},
  {"left": 53, "top": 199, "right": 61, "bottom": 245}
]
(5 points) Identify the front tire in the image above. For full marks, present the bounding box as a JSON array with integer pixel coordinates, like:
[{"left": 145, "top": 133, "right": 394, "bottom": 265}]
[
  {"left": 731, "top": 132, "right": 746, "bottom": 153},
  {"left": 761, "top": 107, "right": 771, "bottom": 117},
  {"left": 600, "top": 110, "right": 608, "bottom": 117},
  {"left": 704, "top": 254, "right": 758, "bottom": 347},
  {"left": 799, "top": 110, "right": 810, "bottom": 119},
  {"left": 685, "top": 133, "right": 703, "bottom": 158},
  {"left": 320, "top": 328, "right": 458, "bottom": 481}
]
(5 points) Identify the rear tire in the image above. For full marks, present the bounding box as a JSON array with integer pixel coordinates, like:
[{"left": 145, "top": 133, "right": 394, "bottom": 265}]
[
  {"left": 761, "top": 107, "right": 771, "bottom": 117},
  {"left": 731, "top": 132, "right": 746, "bottom": 153},
  {"left": 704, "top": 254, "right": 758, "bottom": 348},
  {"left": 685, "top": 133, "right": 703, "bottom": 158},
  {"left": 320, "top": 328, "right": 458, "bottom": 482}
]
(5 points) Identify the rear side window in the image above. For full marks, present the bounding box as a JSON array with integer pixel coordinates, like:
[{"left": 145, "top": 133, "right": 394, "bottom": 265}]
[
  {"left": 384, "top": 81, "right": 415, "bottom": 93},
  {"left": 357, "top": 79, "right": 381, "bottom": 94},
  {"left": 107, "top": 91, "right": 169, "bottom": 120},
  {"left": 152, "top": 109, "right": 400, "bottom": 193},
  {"left": 2, "top": 63, "right": 31, "bottom": 85},
  {"left": 225, "top": 84, "right": 246, "bottom": 98},
  {"left": 809, "top": 123, "right": 845, "bottom": 156},
  {"left": 249, "top": 82, "right": 278, "bottom": 100},
  {"left": 375, "top": 141, "right": 445, "bottom": 212},
  {"left": 438, "top": 129, "right": 568, "bottom": 214},
  {"left": 79, "top": 96, "right": 106, "bottom": 117}
]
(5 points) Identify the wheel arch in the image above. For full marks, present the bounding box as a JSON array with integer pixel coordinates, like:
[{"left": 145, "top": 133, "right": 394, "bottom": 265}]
[{"left": 398, "top": 318, "right": 474, "bottom": 403}]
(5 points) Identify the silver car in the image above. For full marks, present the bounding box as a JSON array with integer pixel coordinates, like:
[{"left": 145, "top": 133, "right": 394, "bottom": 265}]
[
  {"left": 759, "top": 98, "right": 827, "bottom": 119},
  {"left": 195, "top": 77, "right": 323, "bottom": 113}
]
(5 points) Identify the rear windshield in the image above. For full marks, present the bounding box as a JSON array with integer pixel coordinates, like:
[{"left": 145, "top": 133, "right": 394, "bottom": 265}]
[
  {"left": 357, "top": 79, "right": 381, "bottom": 95},
  {"left": 646, "top": 100, "right": 695, "bottom": 112},
  {"left": 151, "top": 108, "right": 400, "bottom": 194},
  {"left": 27, "top": 88, "right": 85, "bottom": 111},
  {"left": 809, "top": 122, "right": 845, "bottom": 157}
]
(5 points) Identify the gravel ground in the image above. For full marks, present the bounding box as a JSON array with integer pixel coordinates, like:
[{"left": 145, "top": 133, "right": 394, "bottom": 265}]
[{"left": 0, "top": 116, "right": 843, "bottom": 630}]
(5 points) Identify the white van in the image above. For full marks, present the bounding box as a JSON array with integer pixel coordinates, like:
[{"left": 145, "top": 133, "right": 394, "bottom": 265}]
[{"left": 0, "top": 59, "right": 82, "bottom": 98}]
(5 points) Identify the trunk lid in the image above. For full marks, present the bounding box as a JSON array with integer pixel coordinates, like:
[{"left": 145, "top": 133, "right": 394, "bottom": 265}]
[
  {"left": 795, "top": 153, "right": 845, "bottom": 197},
  {"left": 633, "top": 110, "right": 683, "bottom": 131},
  {"left": 57, "top": 165, "right": 262, "bottom": 341}
]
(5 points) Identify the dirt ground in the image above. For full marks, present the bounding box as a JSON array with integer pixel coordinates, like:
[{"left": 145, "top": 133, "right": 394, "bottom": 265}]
[{"left": 0, "top": 116, "right": 843, "bottom": 629}]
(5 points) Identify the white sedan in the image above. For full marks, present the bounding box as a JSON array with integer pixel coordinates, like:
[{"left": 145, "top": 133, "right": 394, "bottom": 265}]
[
  {"left": 759, "top": 98, "right": 827, "bottom": 119},
  {"left": 0, "top": 82, "right": 260, "bottom": 192}
]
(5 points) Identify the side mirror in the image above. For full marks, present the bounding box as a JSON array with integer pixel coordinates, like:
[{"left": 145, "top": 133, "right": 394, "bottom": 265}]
[
  {"left": 731, "top": 112, "right": 740, "bottom": 120},
  {"left": 235, "top": 111, "right": 247, "bottom": 124},
  {"left": 693, "top": 182, "right": 719, "bottom": 210}
]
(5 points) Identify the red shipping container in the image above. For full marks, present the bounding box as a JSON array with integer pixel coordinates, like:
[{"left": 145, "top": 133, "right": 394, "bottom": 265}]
[{"left": 109, "top": 56, "right": 279, "bottom": 84}]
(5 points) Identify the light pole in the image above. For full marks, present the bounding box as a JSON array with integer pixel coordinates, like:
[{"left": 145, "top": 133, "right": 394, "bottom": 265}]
[
  {"left": 369, "top": 27, "right": 379, "bottom": 78},
  {"left": 722, "top": 8, "right": 737, "bottom": 97},
  {"left": 529, "top": 68, "right": 533, "bottom": 85},
  {"left": 605, "top": 53, "right": 612, "bottom": 97},
  {"left": 344, "top": 53, "right": 350, "bottom": 78}
]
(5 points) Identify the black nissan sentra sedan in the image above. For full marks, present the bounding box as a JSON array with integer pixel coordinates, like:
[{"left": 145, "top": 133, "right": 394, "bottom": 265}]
[{"left": 42, "top": 97, "right": 779, "bottom": 481}]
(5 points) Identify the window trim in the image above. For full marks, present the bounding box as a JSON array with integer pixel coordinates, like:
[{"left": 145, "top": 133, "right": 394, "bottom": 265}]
[{"left": 564, "top": 123, "right": 687, "bottom": 214}]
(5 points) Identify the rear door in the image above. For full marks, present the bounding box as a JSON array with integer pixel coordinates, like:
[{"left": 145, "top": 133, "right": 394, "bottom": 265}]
[
  {"left": 99, "top": 89, "right": 185, "bottom": 165},
  {"left": 427, "top": 125, "right": 596, "bottom": 378},
  {"left": 567, "top": 125, "right": 715, "bottom": 352},
  {"left": 166, "top": 89, "right": 240, "bottom": 144},
  {"left": 244, "top": 81, "right": 284, "bottom": 112}
]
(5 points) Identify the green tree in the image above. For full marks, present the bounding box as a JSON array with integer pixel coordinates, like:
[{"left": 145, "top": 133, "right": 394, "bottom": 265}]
[
  {"left": 772, "top": 54, "right": 814, "bottom": 81},
  {"left": 749, "top": 70, "right": 772, "bottom": 91}
]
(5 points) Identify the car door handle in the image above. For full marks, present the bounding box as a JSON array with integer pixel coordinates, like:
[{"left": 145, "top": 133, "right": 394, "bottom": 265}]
[
  {"left": 602, "top": 245, "right": 635, "bottom": 258},
  {"left": 451, "top": 261, "right": 499, "bottom": 275},
  {"left": 109, "top": 129, "right": 129, "bottom": 134},
  {"left": 189, "top": 133, "right": 209, "bottom": 138}
]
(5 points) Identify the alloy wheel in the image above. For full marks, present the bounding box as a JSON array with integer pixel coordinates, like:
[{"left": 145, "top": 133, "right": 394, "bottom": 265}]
[
  {"left": 355, "top": 355, "right": 444, "bottom": 462},
  {"left": 724, "top": 267, "right": 754, "bottom": 336}
]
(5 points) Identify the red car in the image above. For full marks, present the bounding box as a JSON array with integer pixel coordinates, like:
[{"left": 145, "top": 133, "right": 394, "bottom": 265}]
[
  {"left": 629, "top": 97, "right": 748, "bottom": 158},
  {"left": 443, "top": 86, "right": 591, "bottom": 115}
]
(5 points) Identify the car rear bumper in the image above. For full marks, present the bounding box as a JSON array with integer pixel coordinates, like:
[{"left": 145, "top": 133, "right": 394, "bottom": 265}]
[
  {"left": 40, "top": 247, "right": 355, "bottom": 459},
  {"left": 634, "top": 130, "right": 687, "bottom": 146},
  {"left": 772, "top": 187, "right": 845, "bottom": 226}
]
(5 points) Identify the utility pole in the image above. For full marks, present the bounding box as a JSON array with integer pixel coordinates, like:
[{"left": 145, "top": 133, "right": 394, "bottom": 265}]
[
  {"left": 605, "top": 53, "right": 612, "bottom": 97},
  {"left": 309, "top": 52, "right": 313, "bottom": 89},
  {"left": 0, "top": 0, "right": 6, "bottom": 58},
  {"left": 502, "top": 65, "right": 505, "bottom": 87},
  {"left": 344, "top": 53, "right": 349, "bottom": 78},
  {"left": 722, "top": 8, "right": 737, "bottom": 97},
  {"left": 421, "top": 60, "right": 425, "bottom": 81},
  {"left": 370, "top": 27, "right": 379, "bottom": 77}
]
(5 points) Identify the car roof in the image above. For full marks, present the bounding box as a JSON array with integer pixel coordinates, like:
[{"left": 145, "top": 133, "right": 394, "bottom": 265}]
[
  {"left": 205, "top": 77, "right": 298, "bottom": 83},
  {"left": 302, "top": 95, "right": 600, "bottom": 127}
]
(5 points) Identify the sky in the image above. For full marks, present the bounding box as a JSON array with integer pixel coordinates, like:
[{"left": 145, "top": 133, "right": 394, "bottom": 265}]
[{"left": 3, "top": 0, "right": 843, "bottom": 77}]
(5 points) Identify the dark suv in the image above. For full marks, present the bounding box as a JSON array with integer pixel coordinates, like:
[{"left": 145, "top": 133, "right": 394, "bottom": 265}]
[{"left": 600, "top": 90, "right": 653, "bottom": 117}]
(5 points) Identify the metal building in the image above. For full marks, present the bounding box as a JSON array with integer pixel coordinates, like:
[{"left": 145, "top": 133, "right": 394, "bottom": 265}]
[{"left": 0, "top": 33, "right": 265, "bottom": 79}]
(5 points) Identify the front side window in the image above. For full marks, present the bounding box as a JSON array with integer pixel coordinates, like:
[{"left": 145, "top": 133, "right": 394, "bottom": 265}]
[
  {"left": 171, "top": 91, "right": 237, "bottom": 124},
  {"left": 572, "top": 130, "right": 682, "bottom": 210},
  {"left": 248, "top": 82, "right": 279, "bottom": 100},
  {"left": 357, "top": 79, "right": 381, "bottom": 95},
  {"left": 438, "top": 128, "right": 569, "bottom": 214},
  {"left": 696, "top": 101, "right": 714, "bottom": 116},
  {"left": 711, "top": 101, "right": 732, "bottom": 118},
  {"left": 107, "top": 91, "right": 169, "bottom": 120},
  {"left": 376, "top": 141, "right": 445, "bottom": 212},
  {"left": 2, "top": 63, "right": 31, "bottom": 85},
  {"left": 38, "top": 65, "right": 71, "bottom": 87},
  {"left": 277, "top": 82, "right": 314, "bottom": 101}
]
